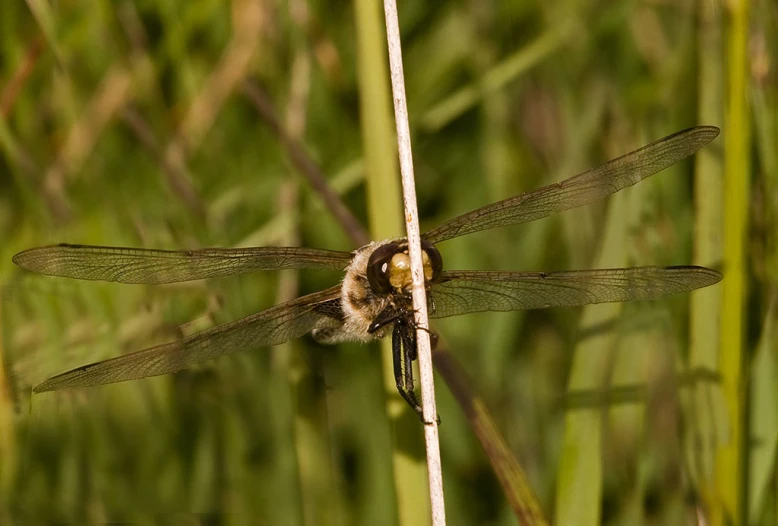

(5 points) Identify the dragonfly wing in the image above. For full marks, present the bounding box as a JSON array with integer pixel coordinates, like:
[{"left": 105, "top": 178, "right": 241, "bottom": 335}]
[
  {"left": 422, "top": 126, "right": 719, "bottom": 244},
  {"left": 429, "top": 267, "right": 721, "bottom": 318},
  {"left": 13, "top": 244, "right": 354, "bottom": 284},
  {"left": 33, "top": 285, "right": 345, "bottom": 392}
]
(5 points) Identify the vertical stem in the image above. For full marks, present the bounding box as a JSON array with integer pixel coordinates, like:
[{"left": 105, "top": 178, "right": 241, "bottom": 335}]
[
  {"left": 382, "top": 1, "right": 447, "bottom": 524},
  {"left": 353, "top": 0, "right": 429, "bottom": 523},
  {"left": 0, "top": 296, "right": 15, "bottom": 521},
  {"left": 690, "top": 0, "right": 724, "bottom": 515},
  {"left": 719, "top": 0, "right": 751, "bottom": 523}
]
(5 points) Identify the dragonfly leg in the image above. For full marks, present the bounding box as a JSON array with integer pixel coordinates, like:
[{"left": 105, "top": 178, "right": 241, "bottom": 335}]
[
  {"left": 406, "top": 318, "right": 438, "bottom": 355},
  {"left": 369, "top": 306, "right": 402, "bottom": 334}
]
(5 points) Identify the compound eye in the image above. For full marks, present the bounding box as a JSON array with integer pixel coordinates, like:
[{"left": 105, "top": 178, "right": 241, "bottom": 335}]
[
  {"left": 366, "top": 242, "right": 400, "bottom": 294},
  {"left": 421, "top": 240, "right": 443, "bottom": 282}
]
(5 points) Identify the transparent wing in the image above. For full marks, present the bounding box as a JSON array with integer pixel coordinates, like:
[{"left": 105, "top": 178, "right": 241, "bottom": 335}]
[
  {"left": 13, "top": 243, "right": 353, "bottom": 284},
  {"left": 422, "top": 126, "right": 720, "bottom": 244},
  {"left": 33, "top": 285, "right": 344, "bottom": 392},
  {"left": 429, "top": 266, "right": 721, "bottom": 318}
]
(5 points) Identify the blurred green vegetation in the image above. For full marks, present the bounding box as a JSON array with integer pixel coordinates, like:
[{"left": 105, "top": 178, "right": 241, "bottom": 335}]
[{"left": 1, "top": 0, "right": 776, "bottom": 525}]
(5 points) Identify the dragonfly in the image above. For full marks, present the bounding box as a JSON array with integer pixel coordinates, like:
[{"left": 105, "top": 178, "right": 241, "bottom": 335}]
[{"left": 14, "top": 126, "right": 722, "bottom": 420}]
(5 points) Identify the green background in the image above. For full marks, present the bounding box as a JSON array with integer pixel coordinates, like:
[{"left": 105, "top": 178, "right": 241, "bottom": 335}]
[{"left": 1, "top": 0, "right": 775, "bottom": 525}]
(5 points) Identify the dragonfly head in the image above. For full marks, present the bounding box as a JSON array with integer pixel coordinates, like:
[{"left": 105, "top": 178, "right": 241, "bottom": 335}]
[{"left": 366, "top": 239, "right": 442, "bottom": 295}]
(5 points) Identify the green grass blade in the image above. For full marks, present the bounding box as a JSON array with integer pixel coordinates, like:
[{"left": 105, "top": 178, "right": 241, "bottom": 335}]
[
  {"left": 353, "top": 0, "right": 426, "bottom": 524},
  {"left": 748, "top": 299, "right": 778, "bottom": 524},
  {"left": 556, "top": 155, "right": 630, "bottom": 526},
  {"left": 688, "top": 0, "right": 724, "bottom": 511},
  {"left": 718, "top": 0, "right": 752, "bottom": 523}
]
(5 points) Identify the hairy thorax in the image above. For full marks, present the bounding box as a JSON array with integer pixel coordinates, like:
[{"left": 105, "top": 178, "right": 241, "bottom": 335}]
[
  {"left": 313, "top": 241, "right": 395, "bottom": 344},
  {"left": 311, "top": 238, "right": 442, "bottom": 345}
]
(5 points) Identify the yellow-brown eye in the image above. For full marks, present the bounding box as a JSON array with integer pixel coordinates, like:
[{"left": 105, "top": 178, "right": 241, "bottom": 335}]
[
  {"left": 367, "top": 242, "right": 401, "bottom": 294},
  {"left": 421, "top": 240, "right": 443, "bottom": 282}
]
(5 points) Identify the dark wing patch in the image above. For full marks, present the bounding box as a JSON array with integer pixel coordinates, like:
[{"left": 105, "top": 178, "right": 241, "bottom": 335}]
[
  {"left": 34, "top": 285, "right": 344, "bottom": 392},
  {"left": 13, "top": 244, "right": 353, "bottom": 284},
  {"left": 429, "top": 267, "right": 721, "bottom": 318},
  {"left": 312, "top": 296, "right": 346, "bottom": 323}
]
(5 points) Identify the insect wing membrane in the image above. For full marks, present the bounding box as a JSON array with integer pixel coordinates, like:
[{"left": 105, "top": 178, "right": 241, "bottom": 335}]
[
  {"left": 422, "top": 126, "right": 720, "bottom": 244},
  {"left": 429, "top": 267, "right": 722, "bottom": 318},
  {"left": 13, "top": 244, "right": 353, "bottom": 284},
  {"left": 34, "top": 285, "right": 344, "bottom": 392}
]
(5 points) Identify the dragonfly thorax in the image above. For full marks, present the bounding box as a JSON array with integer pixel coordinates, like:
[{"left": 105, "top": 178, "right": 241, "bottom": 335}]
[{"left": 327, "top": 239, "right": 443, "bottom": 344}]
